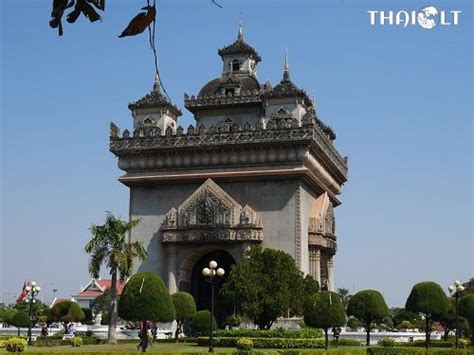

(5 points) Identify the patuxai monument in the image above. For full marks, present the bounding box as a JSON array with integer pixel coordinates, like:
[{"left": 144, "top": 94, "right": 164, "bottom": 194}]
[{"left": 109, "top": 25, "right": 348, "bottom": 310}]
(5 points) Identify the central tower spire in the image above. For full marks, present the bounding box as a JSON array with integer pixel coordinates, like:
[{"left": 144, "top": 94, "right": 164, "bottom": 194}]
[
  {"left": 238, "top": 16, "right": 243, "bottom": 41},
  {"left": 283, "top": 48, "right": 290, "bottom": 81}
]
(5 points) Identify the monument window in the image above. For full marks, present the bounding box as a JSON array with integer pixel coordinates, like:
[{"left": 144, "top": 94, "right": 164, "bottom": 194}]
[
  {"left": 225, "top": 88, "right": 235, "bottom": 96},
  {"left": 232, "top": 59, "right": 241, "bottom": 72}
]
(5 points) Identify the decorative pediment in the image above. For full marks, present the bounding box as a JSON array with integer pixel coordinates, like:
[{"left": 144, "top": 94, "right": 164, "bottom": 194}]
[
  {"left": 178, "top": 179, "right": 239, "bottom": 226},
  {"left": 271, "top": 106, "right": 293, "bottom": 120},
  {"left": 161, "top": 179, "right": 263, "bottom": 244}
]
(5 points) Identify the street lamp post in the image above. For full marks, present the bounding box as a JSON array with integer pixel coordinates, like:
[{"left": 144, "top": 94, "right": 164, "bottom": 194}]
[
  {"left": 202, "top": 260, "right": 225, "bottom": 353},
  {"left": 25, "top": 281, "right": 41, "bottom": 345},
  {"left": 448, "top": 280, "right": 465, "bottom": 349}
]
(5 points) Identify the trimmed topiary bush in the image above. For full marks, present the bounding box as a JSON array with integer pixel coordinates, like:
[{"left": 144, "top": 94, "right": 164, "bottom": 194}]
[
  {"left": 406, "top": 281, "right": 449, "bottom": 348},
  {"left": 172, "top": 292, "right": 196, "bottom": 340},
  {"left": 51, "top": 300, "right": 85, "bottom": 331},
  {"left": 118, "top": 272, "right": 175, "bottom": 323},
  {"left": 458, "top": 339, "right": 469, "bottom": 348},
  {"left": 378, "top": 337, "right": 395, "bottom": 347},
  {"left": 236, "top": 337, "right": 253, "bottom": 354},
  {"left": 347, "top": 289, "right": 389, "bottom": 346},
  {"left": 303, "top": 291, "right": 346, "bottom": 350},
  {"left": 118, "top": 272, "right": 175, "bottom": 352},
  {"left": 5, "top": 337, "right": 27, "bottom": 353},
  {"left": 10, "top": 311, "right": 29, "bottom": 337},
  {"left": 71, "top": 336, "right": 83, "bottom": 347},
  {"left": 191, "top": 310, "right": 216, "bottom": 336}
]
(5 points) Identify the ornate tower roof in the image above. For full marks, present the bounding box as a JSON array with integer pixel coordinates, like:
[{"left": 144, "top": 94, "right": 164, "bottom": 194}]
[
  {"left": 128, "top": 74, "right": 182, "bottom": 116},
  {"left": 218, "top": 23, "right": 262, "bottom": 63},
  {"left": 265, "top": 52, "right": 312, "bottom": 107}
]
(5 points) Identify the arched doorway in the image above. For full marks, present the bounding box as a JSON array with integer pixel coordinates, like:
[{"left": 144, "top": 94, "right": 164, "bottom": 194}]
[{"left": 190, "top": 250, "right": 236, "bottom": 325}]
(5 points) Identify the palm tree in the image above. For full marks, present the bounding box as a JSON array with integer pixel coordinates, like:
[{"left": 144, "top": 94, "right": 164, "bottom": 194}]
[{"left": 85, "top": 212, "right": 147, "bottom": 344}]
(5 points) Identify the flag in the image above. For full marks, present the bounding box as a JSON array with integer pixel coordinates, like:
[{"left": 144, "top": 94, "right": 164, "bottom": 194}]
[{"left": 16, "top": 280, "right": 29, "bottom": 302}]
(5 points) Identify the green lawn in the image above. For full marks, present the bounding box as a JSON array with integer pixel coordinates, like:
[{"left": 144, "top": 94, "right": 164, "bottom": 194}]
[{"left": 0, "top": 342, "right": 366, "bottom": 354}]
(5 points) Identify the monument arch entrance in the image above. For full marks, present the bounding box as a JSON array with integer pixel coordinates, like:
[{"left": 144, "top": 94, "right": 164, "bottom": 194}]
[{"left": 190, "top": 250, "right": 235, "bottom": 313}]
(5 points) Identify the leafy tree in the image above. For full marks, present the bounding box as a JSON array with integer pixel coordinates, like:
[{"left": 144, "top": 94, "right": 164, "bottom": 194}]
[
  {"left": 459, "top": 294, "right": 474, "bottom": 341},
  {"left": 347, "top": 290, "right": 389, "bottom": 346},
  {"left": 4, "top": 308, "right": 18, "bottom": 326},
  {"left": 51, "top": 300, "right": 85, "bottom": 331},
  {"left": 303, "top": 291, "right": 346, "bottom": 349},
  {"left": 221, "top": 246, "right": 304, "bottom": 329},
  {"left": 226, "top": 314, "right": 241, "bottom": 328},
  {"left": 405, "top": 281, "right": 449, "bottom": 348},
  {"left": 14, "top": 300, "right": 51, "bottom": 326},
  {"left": 172, "top": 292, "right": 196, "bottom": 340},
  {"left": 0, "top": 306, "right": 5, "bottom": 324},
  {"left": 81, "top": 308, "right": 93, "bottom": 325},
  {"left": 399, "top": 320, "right": 413, "bottom": 330},
  {"left": 391, "top": 307, "right": 421, "bottom": 329},
  {"left": 292, "top": 275, "right": 320, "bottom": 316},
  {"left": 303, "top": 275, "right": 320, "bottom": 296},
  {"left": 10, "top": 311, "right": 29, "bottom": 336},
  {"left": 91, "top": 287, "right": 118, "bottom": 325},
  {"left": 118, "top": 271, "right": 175, "bottom": 323},
  {"left": 191, "top": 310, "right": 217, "bottom": 336},
  {"left": 346, "top": 317, "right": 362, "bottom": 330},
  {"left": 439, "top": 298, "right": 461, "bottom": 340},
  {"left": 336, "top": 288, "right": 352, "bottom": 310},
  {"left": 85, "top": 212, "right": 147, "bottom": 344}
]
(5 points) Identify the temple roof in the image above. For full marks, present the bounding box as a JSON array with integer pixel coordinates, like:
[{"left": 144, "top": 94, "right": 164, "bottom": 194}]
[
  {"left": 218, "top": 25, "right": 261, "bottom": 62},
  {"left": 128, "top": 75, "right": 182, "bottom": 116},
  {"left": 218, "top": 39, "right": 262, "bottom": 63},
  {"left": 265, "top": 52, "right": 312, "bottom": 107},
  {"left": 265, "top": 78, "right": 313, "bottom": 107}
]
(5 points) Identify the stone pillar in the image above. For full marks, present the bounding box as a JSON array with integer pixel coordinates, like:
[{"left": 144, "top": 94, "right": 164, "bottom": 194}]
[
  {"left": 315, "top": 249, "right": 321, "bottom": 286},
  {"left": 327, "top": 257, "right": 334, "bottom": 291},
  {"left": 167, "top": 244, "right": 177, "bottom": 294},
  {"left": 309, "top": 248, "right": 315, "bottom": 279}
]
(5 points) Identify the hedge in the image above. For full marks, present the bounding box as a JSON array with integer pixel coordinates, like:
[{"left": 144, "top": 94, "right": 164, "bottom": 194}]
[
  {"left": 21, "top": 353, "right": 229, "bottom": 355},
  {"left": 254, "top": 351, "right": 365, "bottom": 355},
  {"left": 197, "top": 337, "right": 327, "bottom": 349},
  {"left": 367, "top": 348, "right": 473, "bottom": 355},
  {"left": 332, "top": 338, "right": 364, "bottom": 346},
  {"left": 396, "top": 340, "right": 455, "bottom": 348},
  {"left": 33, "top": 336, "right": 102, "bottom": 347},
  {"left": 115, "top": 338, "right": 198, "bottom": 344},
  {"left": 213, "top": 328, "right": 323, "bottom": 339}
]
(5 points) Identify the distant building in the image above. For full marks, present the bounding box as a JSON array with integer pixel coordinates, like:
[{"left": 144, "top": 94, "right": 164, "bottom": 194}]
[{"left": 72, "top": 279, "right": 125, "bottom": 309}]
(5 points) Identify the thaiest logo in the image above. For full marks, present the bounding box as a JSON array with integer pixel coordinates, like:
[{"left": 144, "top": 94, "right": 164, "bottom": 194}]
[{"left": 368, "top": 6, "right": 461, "bottom": 29}]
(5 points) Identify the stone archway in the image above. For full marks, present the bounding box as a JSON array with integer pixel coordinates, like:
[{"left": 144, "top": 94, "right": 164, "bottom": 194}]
[
  {"left": 176, "top": 246, "right": 237, "bottom": 326},
  {"left": 177, "top": 245, "right": 239, "bottom": 293},
  {"left": 190, "top": 250, "right": 236, "bottom": 312}
]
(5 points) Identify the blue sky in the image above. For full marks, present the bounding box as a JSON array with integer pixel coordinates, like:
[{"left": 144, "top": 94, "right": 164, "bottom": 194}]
[{"left": 1, "top": 0, "right": 472, "bottom": 307}]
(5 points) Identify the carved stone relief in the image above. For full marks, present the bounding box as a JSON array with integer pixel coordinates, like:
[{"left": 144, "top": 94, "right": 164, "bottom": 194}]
[{"left": 161, "top": 179, "right": 263, "bottom": 244}]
